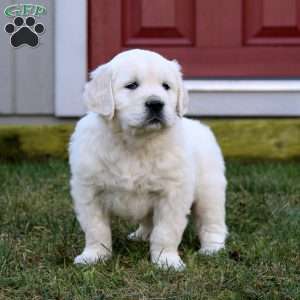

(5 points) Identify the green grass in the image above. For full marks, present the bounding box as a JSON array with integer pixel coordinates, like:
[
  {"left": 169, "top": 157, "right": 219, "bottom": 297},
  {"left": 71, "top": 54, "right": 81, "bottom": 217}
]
[{"left": 0, "top": 160, "right": 299, "bottom": 299}]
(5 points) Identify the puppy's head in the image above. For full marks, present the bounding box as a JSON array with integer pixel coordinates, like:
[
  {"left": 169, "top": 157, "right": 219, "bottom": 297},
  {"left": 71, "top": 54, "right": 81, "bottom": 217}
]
[{"left": 83, "top": 49, "right": 189, "bottom": 132}]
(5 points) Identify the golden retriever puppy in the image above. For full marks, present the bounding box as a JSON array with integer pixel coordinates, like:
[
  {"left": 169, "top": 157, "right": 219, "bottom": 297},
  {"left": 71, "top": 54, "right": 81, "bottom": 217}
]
[{"left": 69, "top": 49, "right": 227, "bottom": 270}]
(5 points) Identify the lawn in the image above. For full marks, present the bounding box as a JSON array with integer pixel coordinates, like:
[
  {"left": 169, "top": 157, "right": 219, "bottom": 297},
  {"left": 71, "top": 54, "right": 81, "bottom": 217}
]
[{"left": 0, "top": 160, "right": 299, "bottom": 299}]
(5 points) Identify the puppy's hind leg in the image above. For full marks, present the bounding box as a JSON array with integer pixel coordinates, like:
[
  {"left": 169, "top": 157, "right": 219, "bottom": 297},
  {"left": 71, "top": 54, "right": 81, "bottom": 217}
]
[
  {"left": 193, "top": 173, "right": 228, "bottom": 255},
  {"left": 128, "top": 214, "right": 153, "bottom": 241},
  {"left": 71, "top": 179, "right": 112, "bottom": 264}
]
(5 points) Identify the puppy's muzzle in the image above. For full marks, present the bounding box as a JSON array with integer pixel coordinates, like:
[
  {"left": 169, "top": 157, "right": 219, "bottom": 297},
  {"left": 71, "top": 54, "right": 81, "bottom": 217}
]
[{"left": 145, "top": 97, "right": 165, "bottom": 125}]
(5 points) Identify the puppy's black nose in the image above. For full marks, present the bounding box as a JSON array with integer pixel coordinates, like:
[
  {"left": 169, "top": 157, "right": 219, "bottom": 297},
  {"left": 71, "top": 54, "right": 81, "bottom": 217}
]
[{"left": 145, "top": 99, "right": 165, "bottom": 114}]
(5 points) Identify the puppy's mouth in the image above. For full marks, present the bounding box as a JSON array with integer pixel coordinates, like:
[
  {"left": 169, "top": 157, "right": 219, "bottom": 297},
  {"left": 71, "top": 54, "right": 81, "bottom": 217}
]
[
  {"left": 147, "top": 116, "right": 164, "bottom": 125},
  {"left": 144, "top": 114, "right": 166, "bottom": 128}
]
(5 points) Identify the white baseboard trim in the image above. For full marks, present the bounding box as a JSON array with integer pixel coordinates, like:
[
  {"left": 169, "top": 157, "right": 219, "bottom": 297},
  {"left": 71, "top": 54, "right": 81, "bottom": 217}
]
[
  {"left": 185, "top": 80, "right": 300, "bottom": 116},
  {"left": 184, "top": 80, "right": 300, "bottom": 92}
]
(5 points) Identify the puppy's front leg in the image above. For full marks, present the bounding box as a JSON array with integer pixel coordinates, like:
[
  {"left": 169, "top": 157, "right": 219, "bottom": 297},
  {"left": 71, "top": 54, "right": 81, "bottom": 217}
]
[
  {"left": 71, "top": 179, "right": 112, "bottom": 264},
  {"left": 150, "top": 189, "right": 191, "bottom": 271}
]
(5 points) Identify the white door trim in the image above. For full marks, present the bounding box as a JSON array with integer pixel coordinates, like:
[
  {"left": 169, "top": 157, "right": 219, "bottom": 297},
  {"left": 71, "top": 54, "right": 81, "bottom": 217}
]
[{"left": 54, "top": 0, "right": 87, "bottom": 117}]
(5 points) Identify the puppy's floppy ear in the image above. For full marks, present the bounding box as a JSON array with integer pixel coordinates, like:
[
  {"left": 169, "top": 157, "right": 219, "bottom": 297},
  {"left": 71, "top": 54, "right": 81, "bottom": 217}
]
[
  {"left": 171, "top": 60, "right": 189, "bottom": 117},
  {"left": 83, "top": 63, "right": 115, "bottom": 119}
]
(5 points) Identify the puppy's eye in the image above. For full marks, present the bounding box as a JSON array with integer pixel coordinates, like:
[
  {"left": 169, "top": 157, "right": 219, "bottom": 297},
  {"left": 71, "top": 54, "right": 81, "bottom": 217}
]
[
  {"left": 125, "top": 82, "right": 139, "bottom": 90},
  {"left": 162, "top": 83, "right": 170, "bottom": 90}
]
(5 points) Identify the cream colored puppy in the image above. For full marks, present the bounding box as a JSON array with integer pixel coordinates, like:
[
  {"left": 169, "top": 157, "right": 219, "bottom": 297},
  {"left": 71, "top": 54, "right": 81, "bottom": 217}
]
[{"left": 69, "top": 49, "right": 227, "bottom": 270}]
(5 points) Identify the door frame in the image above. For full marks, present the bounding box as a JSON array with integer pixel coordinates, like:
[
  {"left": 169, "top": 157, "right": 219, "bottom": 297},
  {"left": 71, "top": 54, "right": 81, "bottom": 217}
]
[
  {"left": 55, "top": 0, "right": 87, "bottom": 117},
  {"left": 54, "top": 0, "right": 300, "bottom": 117}
]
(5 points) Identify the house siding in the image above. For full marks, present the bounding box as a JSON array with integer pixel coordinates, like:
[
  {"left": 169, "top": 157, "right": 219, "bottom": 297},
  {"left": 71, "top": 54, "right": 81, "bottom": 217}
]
[{"left": 0, "top": 0, "right": 54, "bottom": 116}]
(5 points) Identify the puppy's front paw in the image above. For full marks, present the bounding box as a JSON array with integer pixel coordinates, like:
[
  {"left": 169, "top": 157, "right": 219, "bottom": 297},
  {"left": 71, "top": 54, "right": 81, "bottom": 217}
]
[
  {"left": 74, "top": 248, "right": 111, "bottom": 265},
  {"left": 199, "top": 243, "right": 225, "bottom": 255},
  {"left": 152, "top": 252, "right": 186, "bottom": 271}
]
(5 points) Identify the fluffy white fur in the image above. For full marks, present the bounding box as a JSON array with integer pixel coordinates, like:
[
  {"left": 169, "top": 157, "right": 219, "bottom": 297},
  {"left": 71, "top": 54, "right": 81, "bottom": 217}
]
[{"left": 69, "top": 49, "right": 227, "bottom": 270}]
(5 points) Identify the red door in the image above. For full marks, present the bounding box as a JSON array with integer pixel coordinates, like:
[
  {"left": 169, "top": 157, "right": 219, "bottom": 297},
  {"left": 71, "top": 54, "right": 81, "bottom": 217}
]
[{"left": 89, "top": 0, "right": 300, "bottom": 77}]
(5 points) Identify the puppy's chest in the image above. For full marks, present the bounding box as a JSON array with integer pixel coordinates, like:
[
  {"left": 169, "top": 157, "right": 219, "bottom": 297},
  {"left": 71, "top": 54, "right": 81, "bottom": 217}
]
[
  {"left": 97, "top": 155, "right": 167, "bottom": 192},
  {"left": 96, "top": 155, "right": 175, "bottom": 220}
]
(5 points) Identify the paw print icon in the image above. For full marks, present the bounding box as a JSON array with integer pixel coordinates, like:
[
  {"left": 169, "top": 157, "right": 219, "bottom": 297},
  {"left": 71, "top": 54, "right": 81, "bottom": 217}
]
[{"left": 5, "top": 16, "right": 45, "bottom": 48}]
